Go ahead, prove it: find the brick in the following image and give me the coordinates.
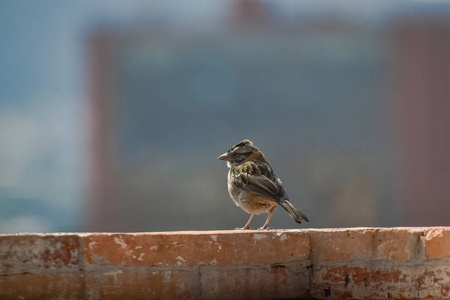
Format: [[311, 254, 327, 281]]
[[200, 263, 310, 300], [0, 234, 80, 274], [82, 230, 309, 268], [311, 265, 417, 299], [310, 228, 422, 263], [418, 266, 450, 299], [0, 273, 83, 300], [374, 228, 421, 262], [423, 228, 450, 259], [310, 228, 375, 262], [85, 269, 195, 300]]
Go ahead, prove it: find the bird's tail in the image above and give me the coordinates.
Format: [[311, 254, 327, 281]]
[[278, 199, 309, 224]]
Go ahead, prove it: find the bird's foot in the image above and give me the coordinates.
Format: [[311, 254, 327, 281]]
[[257, 226, 272, 230], [234, 226, 250, 230]]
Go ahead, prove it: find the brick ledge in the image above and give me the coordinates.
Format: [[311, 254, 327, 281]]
[[1, 227, 449, 299]]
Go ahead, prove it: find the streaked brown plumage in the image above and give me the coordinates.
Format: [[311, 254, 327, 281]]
[[218, 139, 309, 229]]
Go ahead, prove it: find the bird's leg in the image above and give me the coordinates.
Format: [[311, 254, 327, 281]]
[[259, 206, 276, 230], [238, 213, 254, 230]]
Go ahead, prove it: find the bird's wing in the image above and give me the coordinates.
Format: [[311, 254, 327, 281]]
[[238, 172, 284, 202]]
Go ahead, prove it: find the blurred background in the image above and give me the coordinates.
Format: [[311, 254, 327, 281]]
[[1, 0, 450, 233]]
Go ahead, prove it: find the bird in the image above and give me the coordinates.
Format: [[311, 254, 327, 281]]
[[218, 139, 309, 229]]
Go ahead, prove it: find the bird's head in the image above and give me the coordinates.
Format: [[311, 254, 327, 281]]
[[218, 139, 262, 167]]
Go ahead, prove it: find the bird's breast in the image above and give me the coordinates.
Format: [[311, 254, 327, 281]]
[[227, 170, 242, 207]]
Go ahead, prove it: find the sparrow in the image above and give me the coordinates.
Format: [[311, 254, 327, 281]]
[[218, 139, 309, 229]]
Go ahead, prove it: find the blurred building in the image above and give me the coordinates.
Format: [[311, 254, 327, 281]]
[[84, 0, 450, 231], [391, 18, 450, 226]]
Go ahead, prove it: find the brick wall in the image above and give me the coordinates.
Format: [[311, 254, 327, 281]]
[[0, 228, 449, 299]]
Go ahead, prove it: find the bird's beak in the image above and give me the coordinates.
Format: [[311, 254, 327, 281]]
[[218, 153, 229, 161]]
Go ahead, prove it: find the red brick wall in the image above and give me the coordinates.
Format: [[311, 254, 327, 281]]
[[1, 228, 449, 299]]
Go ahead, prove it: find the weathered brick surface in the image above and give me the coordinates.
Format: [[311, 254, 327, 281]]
[[418, 266, 450, 299], [0, 234, 82, 300], [309, 228, 424, 299], [85, 269, 195, 299], [374, 228, 422, 262], [0, 273, 84, 300], [423, 227, 450, 259], [310, 228, 375, 262], [311, 265, 418, 299], [82, 230, 310, 268], [200, 261, 310, 300], [1, 228, 450, 299], [0, 234, 80, 273], [310, 228, 422, 263]]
